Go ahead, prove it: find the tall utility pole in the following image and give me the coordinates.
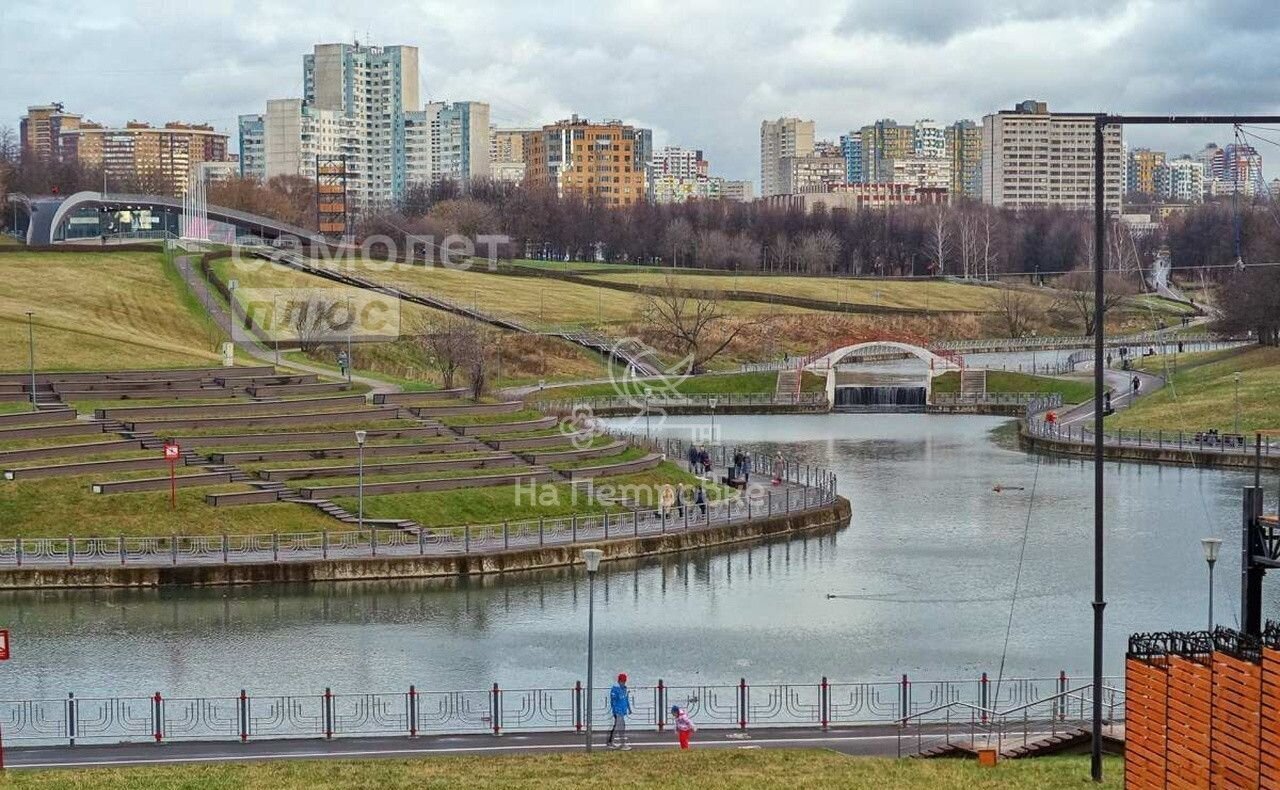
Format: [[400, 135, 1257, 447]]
[[25, 312, 35, 412], [1087, 111, 1280, 785]]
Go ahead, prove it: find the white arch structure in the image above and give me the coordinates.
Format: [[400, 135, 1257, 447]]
[[803, 341, 962, 405]]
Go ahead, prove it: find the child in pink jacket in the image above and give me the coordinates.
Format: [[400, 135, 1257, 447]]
[[671, 705, 695, 749]]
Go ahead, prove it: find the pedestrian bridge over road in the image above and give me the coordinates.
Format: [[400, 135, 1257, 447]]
[[803, 341, 963, 411]]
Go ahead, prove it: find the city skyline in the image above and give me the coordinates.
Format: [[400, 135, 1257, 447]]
[[4, 0, 1280, 186]]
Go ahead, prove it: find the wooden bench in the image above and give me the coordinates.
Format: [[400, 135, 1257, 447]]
[[0, 409, 77, 428], [122, 407, 397, 432], [97, 394, 368, 420], [295, 468, 552, 499], [205, 489, 283, 507], [210, 439, 480, 464], [372, 388, 467, 405], [490, 432, 594, 450], [0, 422, 106, 441], [0, 439, 144, 464], [409, 401, 525, 417], [5, 456, 179, 481], [182, 426, 442, 448], [91, 471, 232, 494], [459, 416, 558, 436], [258, 453, 518, 481]]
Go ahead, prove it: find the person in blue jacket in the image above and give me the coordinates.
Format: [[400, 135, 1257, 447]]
[[607, 672, 632, 749]]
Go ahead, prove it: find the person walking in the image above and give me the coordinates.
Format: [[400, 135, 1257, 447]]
[[608, 673, 632, 749], [1132, 375, 1141, 396], [742, 451, 751, 483], [772, 452, 785, 486], [695, 484, 707, 517], [675, 486, 685, 518], [699, 447, 711, 476], [671, 705, 696, 750], [686, 444, 699, 474]]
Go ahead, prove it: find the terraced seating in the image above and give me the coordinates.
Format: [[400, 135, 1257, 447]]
[[213, 373, 319, 388], [0, 439, 145, 464], [0, 409, 76, 428], [209, 438, 481, 464], [246, 382, 352, 398], [61, 387, 240, 401], [489, 431, 592, 450], [95, 394, 369, 421], [408, 401, 525, 418], [91, 471, 232, 494], [372, 389, 467, 405], [564, 452, 663, 480], [525, 440, 627, 465], [457, 416, 558, 437], [180, 425, 443, 448], [4, 455, 182, 481], [0, 422, 107, 441], [0, 365, 277, 385], [121, 407, 398, 432], [294, 467, 554, 499], [205, 489, 283, 507], [257, 452, 519, 481]]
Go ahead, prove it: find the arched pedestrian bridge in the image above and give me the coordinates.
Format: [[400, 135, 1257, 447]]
[[804, 341, 962, 411]]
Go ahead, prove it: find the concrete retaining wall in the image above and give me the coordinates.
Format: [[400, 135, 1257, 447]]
[[205, 489, 282, 507], [67, 388, 237, 402], [0, 366, 276, 385], [99, 394, 367, 420], [410, 401, 524, 417], [0, 497, 851, 588], [0, 440, 143, 464], [259, 453, 518, 481], [0, 423, 106, 441], [566, 453, 662, 480], [211, 439, 478, 464], [1019, 427, 1280, 471], [185, 426, 442, 448], [459, 416, 557, 436], [247, 383, 351, 398], [491, 432, 590, 450], [91, 471, 231, 494], [124, 407, 396, 432], [0, 410, 76, 427], [373, 389, 467, 404], [5, 456, 178, 480], [295, 468, 552, 499], [528, 441, 626, 464]]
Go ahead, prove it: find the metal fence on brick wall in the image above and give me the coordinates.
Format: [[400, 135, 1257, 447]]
[[0, 672, 1123, 747], [1025, 417, 1280, 457], [538, 392, 828, 413]]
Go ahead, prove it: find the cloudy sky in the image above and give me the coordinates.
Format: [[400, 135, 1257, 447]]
[[4, 0, 1279, 183]]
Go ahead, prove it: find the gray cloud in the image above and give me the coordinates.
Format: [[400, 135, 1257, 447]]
[[2, 0, 1279, 184]]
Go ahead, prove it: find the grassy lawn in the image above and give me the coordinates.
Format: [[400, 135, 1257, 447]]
[[438, 408, 547, 426], [550, 445, 644, 471], [529, 371, 826, 402], [0, 751, 1123, 789], [0, 251, 222, 371], [0, 476, 338, 538], [933, 371, 1095, 404], [1108, 344, 1280, 433]]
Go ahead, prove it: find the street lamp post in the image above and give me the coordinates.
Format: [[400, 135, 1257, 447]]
[[1201, 537, 1221, 631], [643, 387, 653, 439], [708, 397, 718, 446], [272, 294, 280, 365], [582, 548, 604, 753], [1234, 372, 1242, 434], [25, 312, 35, 412], [346, 297, 354, 383], [355, 430, 367, 530]]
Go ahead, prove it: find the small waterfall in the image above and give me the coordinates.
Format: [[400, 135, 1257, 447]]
[[834, 386, 927, 412]]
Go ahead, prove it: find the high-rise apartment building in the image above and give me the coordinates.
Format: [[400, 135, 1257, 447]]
[[839, 132, 862, 185], [778, 153, 847, 194], [20, 103, 83, 164], [490, 128, 532, 183], [980, 100, 1123, 212], [913, 120, 946, 159], [715, 179, 755, 202], [237, 114, 265, 180], [649, 146, 711, 204], [403, 101, 491, 185], [860, 119, 915, 183], [759, 118, 815, 197], [304, 42, 420, 208], [887, 156, 952, 193], [260, 98, 355, 182], [945, 120, 982, 200], [1221, 142, 1266, 197], [59, 121, 229, 195], [525, 116, 648, 205], [1157, 157, 1205, 203], [1126, 148, 1166, 197]]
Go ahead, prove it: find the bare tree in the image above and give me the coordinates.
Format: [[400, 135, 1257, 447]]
[[980, 207, 1000, 281], [797, 229, 841, 274], [1059, 268, 1138, 336], [663, 218, 695, 268], [282, 294, 343, 354], [640, 276, 761, 373], [769, 232, 794, 273], [996, 287, 1036, 338], [957, 209, 979, 279], [925, 207, 951, 275], [408, 313, 482, 390]]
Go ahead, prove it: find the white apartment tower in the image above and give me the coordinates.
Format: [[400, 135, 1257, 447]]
[[980, 100, 1123, 212], [760, 118, 815, 197]]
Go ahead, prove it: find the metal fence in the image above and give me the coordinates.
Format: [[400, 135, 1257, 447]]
[[0, 447, 837, 570], [1025, 418, 1279, 457], [0, 672, 1122, 747], [537, 392, 828, 413], [932, 392, 1064, 408]]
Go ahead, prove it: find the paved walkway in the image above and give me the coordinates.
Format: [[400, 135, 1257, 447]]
[[1055, 364, 1164, 427], [173, 254, 399, 397], [3, 723, 1078, 769]]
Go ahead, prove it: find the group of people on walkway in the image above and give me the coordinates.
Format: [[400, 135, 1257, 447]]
[[608, 673, 696, 751], [686, 444, 712, 475]]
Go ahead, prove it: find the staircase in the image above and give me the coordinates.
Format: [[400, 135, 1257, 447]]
[[775, 368, 802, 400], [959, 369, 987, 398]]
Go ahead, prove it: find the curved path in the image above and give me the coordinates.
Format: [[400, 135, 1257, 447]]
[[1055, 365, 1165, 427], [173, 254, 400, 397]]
